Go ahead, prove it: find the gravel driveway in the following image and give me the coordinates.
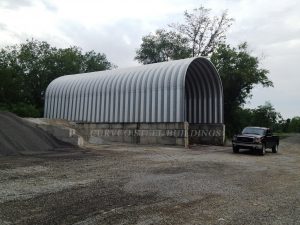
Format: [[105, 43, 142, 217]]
[[0, 134, 299, 225]]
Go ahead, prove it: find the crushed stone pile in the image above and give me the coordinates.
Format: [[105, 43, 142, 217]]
[[0, 112, 72, 156]]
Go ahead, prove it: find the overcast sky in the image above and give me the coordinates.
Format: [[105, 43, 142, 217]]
[[0, 0, 299, 118]]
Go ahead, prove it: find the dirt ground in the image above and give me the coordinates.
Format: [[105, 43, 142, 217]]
[[0, 134, 299, 225]]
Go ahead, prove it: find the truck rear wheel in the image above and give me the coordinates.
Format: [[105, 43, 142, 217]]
[[272, 144, 278, 153]]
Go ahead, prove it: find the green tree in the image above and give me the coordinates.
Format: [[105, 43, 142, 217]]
[[250, 101, 282, 129], [210, 43, 273, 135], [228, 103, 284, 134], [283, 118, 291, 132], [135, 29, 191, 64], [0, 39, 114, 116], [288, 117, 300, 132], [170, 7, 234, 56], [0, 68, 23, 105], [135, 6, 234, 64], [230, 107, 253, 133]]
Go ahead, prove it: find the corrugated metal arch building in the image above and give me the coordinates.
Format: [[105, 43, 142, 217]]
[[44, 57, 223, 124]]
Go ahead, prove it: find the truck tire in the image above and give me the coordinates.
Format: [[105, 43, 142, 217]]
[[272, 144, 278, 153], [260, 144, 266, 156], [233, 146, 239, 153]]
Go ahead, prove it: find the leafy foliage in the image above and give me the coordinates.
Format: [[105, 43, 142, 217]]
[[135, 6, 234, 64], [210, 43, 272, 135], [232, 102, 282, 134], [170, 7, 234, 56], [0, 39, 114, 117], [135, 29, 191, 64], [250, 102, 282, 129], [273, 116, 300, 133], [287, 117, 300, 132], [232, 102, 300, 134]]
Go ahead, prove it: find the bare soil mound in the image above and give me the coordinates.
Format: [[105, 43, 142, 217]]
[[0, 112, 72, 156]]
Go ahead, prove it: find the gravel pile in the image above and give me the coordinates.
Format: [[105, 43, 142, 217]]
[[0, 112, 71, 156]]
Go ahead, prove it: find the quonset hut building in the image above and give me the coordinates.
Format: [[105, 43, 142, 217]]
[[44, 57, 225, 146]]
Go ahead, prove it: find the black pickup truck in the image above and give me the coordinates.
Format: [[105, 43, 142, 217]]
[[232, 127, 279, 155]]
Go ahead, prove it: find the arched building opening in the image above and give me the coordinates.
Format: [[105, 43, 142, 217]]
[[185, 58, 223, 124]]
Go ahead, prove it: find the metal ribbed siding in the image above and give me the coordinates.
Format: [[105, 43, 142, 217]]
[[185, 59, 223, 123], [44, 57, 223, 123]]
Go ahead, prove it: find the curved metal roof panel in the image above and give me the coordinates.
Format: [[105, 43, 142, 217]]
[[44, 57, 223, 123]]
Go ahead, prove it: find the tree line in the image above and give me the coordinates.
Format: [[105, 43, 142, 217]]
[[0, 6, 299, 135], [0, 40, 114, 117], [232, 102, 300, 134]]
